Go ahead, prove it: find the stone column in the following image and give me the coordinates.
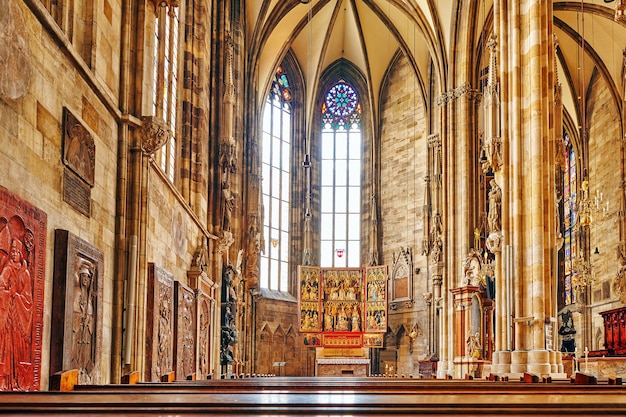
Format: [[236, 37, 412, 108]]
[[498, 0, 561, 376], [435, 94, 451, 378]]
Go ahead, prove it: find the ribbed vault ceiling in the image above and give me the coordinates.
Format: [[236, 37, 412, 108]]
[[247, 0, 626, 135]]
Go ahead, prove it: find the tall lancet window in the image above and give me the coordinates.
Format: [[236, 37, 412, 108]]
[[260, 67, 292, 291], [152, 2, 180, 183], [562, 133, 578, 305], [320, 80, 362, 268]]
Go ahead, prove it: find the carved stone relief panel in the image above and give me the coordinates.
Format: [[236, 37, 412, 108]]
[[62, 108, 95, 217], [174, 281, 196, 380], [0, 0, 32, 100], [0, 186, 47, 391], [196, 292, 212, 379], [146, 263, 174, 382], [51, 230, 104, 385], [62, 108, 95, 187], [187, 249, 216, 380]]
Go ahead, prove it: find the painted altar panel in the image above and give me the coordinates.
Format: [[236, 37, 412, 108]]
[[321, 268, 363, 333], [299, 266, 321, 333], [365, 265, 388, 334], [298, 266, 387, 348], [0, 186, 47, 391]]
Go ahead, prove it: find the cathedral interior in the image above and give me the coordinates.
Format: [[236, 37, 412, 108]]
[[2, 0, 626, 393]]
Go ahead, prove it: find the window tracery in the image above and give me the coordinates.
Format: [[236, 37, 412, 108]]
[[320, 80, 362, 268], [260, 67, 292, 291]]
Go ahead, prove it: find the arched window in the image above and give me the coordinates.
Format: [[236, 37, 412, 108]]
[[260, 67, 292, 291], [153, 3, 180, 183], [320, 80, 362, 267], [562, 133, 578, 305]]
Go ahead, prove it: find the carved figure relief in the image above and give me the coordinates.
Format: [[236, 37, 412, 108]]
[[51, 230, 103, 386], [0, 0, 32, 100], [0, 227, 33, 391], [245, 213, 261, 289], [197, 296, 211, 378], [172, 211, 187, 253], [72, 259, 96, 383], [0, 188, 46, 392], [63, 108, 95, 187], [466, 332, 482, 358], [462, 250, 483, 288], [487, 179, 502, 234], [174, 282, 196, 380], [146, 263, 174, 382], [157, 287, 172, 376]]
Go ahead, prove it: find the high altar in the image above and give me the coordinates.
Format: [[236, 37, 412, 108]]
[[299, 266, 388, 376]]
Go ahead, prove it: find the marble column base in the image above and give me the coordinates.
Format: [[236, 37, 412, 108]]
[[490, 349, 566, 379]]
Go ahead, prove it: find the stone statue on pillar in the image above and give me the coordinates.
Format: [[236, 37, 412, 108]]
[[220, 263, 238, 366], [486, 180, 503, 253], [613, 246, 626, 303]]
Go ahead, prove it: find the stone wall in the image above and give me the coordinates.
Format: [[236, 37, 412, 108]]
[[0, 1, 122, 387], [586, 71, 623, 351], [254, 290, 313, 376], [378, 53, 431, 375]]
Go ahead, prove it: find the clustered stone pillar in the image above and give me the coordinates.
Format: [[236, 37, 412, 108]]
[[492, 0, 563, 377]]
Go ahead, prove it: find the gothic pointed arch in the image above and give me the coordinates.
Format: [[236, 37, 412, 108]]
[[256, 49, 306, 294], [311, 59, 374, 267]]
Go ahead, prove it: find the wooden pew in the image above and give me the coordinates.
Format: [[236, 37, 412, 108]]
[[6, 377, 626, 416], [121, 370, 140, 384], [73, 375, 622, 394], [572, 372, 597, 385], [160, 371, 175, 382], [49, 369, 78, 391]]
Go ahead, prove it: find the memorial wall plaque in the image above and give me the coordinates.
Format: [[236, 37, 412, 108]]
[[174, 281, 196, 380], [196, 290, 212, 380], [63, 168, 91, 217], [62, 108, 95, 217], [62, 108, 95, 187], [146, 263, 174, 382], [51, 230, 104, 385], [0, 186, 47, 391]]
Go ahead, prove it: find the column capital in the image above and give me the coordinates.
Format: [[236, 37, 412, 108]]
[[140, 116, 171, 155]]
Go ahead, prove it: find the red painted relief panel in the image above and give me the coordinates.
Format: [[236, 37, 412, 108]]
[[0, 186, 47, 391]]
